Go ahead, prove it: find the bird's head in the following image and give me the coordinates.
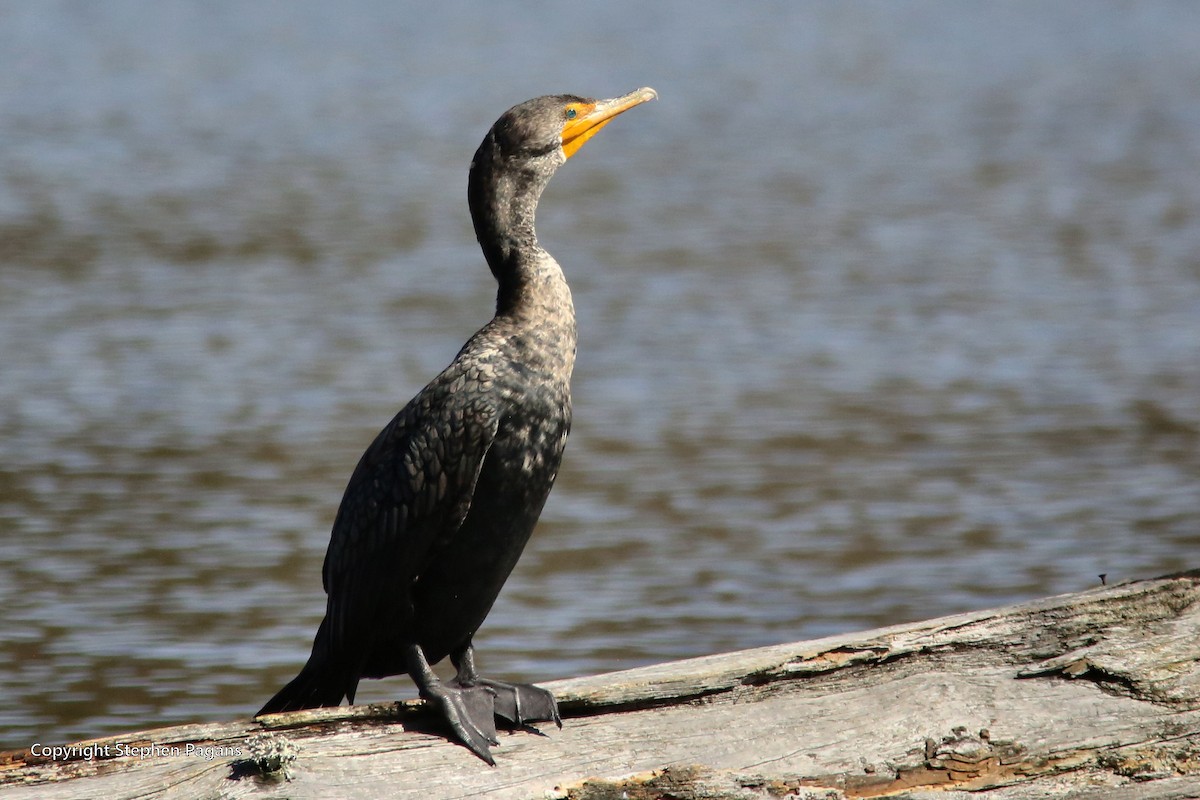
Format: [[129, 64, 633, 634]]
[[468, 87, 656, 273], [485, 87, 658, 166]]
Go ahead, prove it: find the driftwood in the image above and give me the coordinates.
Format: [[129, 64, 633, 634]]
[[3, 571, 1199, 799]]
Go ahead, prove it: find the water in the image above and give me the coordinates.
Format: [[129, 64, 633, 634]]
[[2, 1, 1198, 750]]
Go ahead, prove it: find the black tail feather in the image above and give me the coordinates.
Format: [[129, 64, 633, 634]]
[[257, 657, 348, 716]]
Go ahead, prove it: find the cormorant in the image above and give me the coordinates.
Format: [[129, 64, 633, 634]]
[[257, 88, 657, 764]]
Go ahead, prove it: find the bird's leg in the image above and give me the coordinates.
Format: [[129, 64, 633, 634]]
[[405, 643, 499, 765], [450, 641, 562, 729]]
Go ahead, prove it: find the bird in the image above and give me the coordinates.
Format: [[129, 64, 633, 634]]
[[257, 88, 657, 764]]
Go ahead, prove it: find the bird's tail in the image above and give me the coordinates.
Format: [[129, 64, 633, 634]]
[[257, 620, 351, 716]]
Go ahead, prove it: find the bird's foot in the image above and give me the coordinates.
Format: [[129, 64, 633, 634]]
[[470, 679, 562, 729], [420, 683, 500, 765]]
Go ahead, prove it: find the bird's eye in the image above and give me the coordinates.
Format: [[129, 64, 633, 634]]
[[565, 108, 577, 120]]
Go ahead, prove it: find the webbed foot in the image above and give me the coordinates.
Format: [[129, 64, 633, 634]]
[[421, 682, 500, 765], [474, 679, 562, 729]]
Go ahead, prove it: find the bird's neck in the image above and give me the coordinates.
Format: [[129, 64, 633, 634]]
[[468, 148, 573, 323], [472, 184, 540, 280], [495, 248, 575, 330], [469, 164, 577, 382]]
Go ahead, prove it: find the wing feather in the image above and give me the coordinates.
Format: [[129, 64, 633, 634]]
[[316, 377, 501, 681]]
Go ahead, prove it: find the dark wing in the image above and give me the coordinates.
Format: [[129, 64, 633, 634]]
[[317, 372, 501, 685]]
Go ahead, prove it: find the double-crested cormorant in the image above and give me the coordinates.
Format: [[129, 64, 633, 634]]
[[257, 88, 656, 764]]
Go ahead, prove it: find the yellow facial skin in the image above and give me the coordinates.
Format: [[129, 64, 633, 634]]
[[560, 87, 657, 159]]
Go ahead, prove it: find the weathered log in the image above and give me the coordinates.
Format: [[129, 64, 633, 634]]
[[3, 571, 1199, 799]]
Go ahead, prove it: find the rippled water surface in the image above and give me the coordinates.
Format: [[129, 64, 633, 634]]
[[2, 1, 1199, 749]]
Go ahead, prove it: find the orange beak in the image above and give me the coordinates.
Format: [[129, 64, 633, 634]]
[[561, 87, 657, 160]]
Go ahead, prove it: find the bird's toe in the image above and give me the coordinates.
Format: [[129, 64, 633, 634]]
[[424, 683, 500, 763], [477, 679, 561, 728]]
